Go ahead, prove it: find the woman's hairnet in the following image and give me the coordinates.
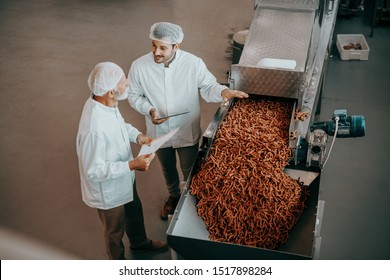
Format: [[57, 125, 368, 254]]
[[87, 62, 124, 96], [149, 22, 184, 44]]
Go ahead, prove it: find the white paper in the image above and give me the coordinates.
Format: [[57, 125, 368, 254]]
[[138, 128, 179, 156]]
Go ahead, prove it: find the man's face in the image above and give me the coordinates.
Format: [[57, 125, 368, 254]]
[[152, 40, 178, 64], [110, 75, 130, 105], [115, 75, 130, 95]]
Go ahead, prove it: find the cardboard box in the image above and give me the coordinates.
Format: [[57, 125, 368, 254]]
[[337, 34, 370, 60]]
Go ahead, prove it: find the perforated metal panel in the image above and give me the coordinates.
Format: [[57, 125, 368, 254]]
[[231, 65, 303, 98], [231, 2, 317, 98], [239, 8, 315, 72]]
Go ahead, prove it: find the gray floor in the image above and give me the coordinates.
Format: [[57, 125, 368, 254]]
[[0, 1, 389, 260]]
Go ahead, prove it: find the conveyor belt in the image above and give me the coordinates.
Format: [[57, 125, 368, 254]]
[[167, 0, 339, 260]]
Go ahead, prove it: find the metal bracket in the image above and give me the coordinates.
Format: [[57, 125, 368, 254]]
[[312, 199, 325, 259], [326, 0, 335, 14], [314, 200, 325, 237], [312, 236, 322, 259]]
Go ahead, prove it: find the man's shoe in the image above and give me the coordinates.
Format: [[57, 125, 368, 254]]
[[130, 240, 169, 253], [160, 196, 180, 220]]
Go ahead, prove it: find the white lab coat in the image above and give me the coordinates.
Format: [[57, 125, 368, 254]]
[[128, 49, 227, 148], [76, 97, 141, 209]]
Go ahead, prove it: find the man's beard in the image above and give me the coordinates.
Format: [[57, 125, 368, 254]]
[[154, 51, 174, 64]]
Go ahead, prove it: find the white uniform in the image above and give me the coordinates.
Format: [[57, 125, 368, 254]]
[[127, 49, 227, 148], [76, 97, 141, 209]]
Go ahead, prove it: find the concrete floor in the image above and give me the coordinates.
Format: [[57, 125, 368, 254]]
[[0, 1, 389, 260]]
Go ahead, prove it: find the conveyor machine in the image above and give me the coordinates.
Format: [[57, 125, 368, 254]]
[[167, 0, 365, 259]]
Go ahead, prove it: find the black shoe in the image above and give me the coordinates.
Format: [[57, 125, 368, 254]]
[[130, 240, 169, 253], [160, 196, 180, 220]]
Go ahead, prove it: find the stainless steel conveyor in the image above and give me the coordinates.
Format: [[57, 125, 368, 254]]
[[167, 0, 341, 260]]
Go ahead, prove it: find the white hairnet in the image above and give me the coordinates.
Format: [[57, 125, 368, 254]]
[[87, 62, 124, 96], [149, 22, 184, 44]]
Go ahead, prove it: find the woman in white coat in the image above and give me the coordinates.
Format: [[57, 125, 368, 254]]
[[127, 22, 248, 220]]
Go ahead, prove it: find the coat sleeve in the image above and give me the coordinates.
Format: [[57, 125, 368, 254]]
[[196, 58, 227, 103], [127, 62, 155, 115], [126, 123, 141, 143], [78, 132, 132, 183]]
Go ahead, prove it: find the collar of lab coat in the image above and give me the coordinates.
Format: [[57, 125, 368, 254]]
[[90, 96, 118, 113]]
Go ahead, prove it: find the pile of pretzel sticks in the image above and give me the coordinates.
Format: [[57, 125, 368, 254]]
[[190, 96, 309, 250]]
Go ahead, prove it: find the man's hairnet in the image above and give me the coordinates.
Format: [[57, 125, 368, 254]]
[[149, 22, 184, 44], [87, 62, 124, 96]]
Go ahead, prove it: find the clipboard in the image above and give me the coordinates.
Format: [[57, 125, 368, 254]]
[[155, 111, 189, 121]]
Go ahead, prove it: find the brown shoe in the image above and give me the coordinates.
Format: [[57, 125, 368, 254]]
[[160, 196, 180, 220], [130, 240, 168, 253]]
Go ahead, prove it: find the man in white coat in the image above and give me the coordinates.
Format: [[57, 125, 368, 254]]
[[77, 62, 168, 259], [127, 22, 248, 220]]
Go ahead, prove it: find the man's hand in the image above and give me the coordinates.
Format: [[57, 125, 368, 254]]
[[129, 153, 156, 171], [221, 89, 249, 101], [136, 134, 152, 146], [150, 108, 168, 125]]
